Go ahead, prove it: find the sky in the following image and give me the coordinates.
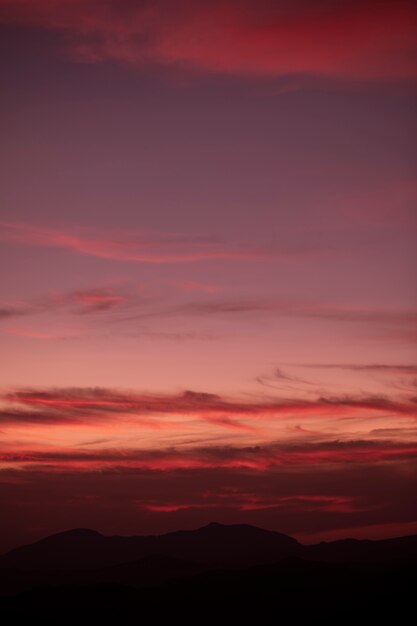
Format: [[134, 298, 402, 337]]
[[0, 0, 416, 552]]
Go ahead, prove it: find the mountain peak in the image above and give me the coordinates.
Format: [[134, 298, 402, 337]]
[[43, 528, 103, 542], [1, 524, 416, 573], [197, 521, 298, 540]]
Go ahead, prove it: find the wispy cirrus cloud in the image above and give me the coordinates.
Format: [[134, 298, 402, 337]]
[[0, 306, 31, 320], [0, 286, 130, 322], [62, 289, 128, 314], [302, 364, 417, 375], [0, 407, 86, 426], [3, 281, 416, 344], [130, 298, 417, 338], [44, 288, 130, 315], [167, 280, 222, 294], [4, 327, 85, 341], [256, 367, 317, 394], [0, 0, 415, 79], [299, 363, 417, 393], [2, 439, 417, 471], [2, 386, 416, 428], [142, 493, 360, 514], [0, 222, 303, 264]]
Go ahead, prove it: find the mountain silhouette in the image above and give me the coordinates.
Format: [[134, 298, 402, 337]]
[[1, 523, 416, 620], [1, 522, 416, 571], [304, 534, 417, 562], [0, 522, 300, 570]]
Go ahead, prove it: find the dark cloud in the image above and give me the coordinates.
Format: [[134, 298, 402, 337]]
[[0, 305, 33, 319], [2, 439, 417, 468], [0, 287, 130, 324], [256, 367, 316, 392], [298, 364, 417, 392], [317, 394, 417, 415], [302, 364, 417, 374], [159, 299, 417, 330], [2, 386, 416, 426], [0, 408, 81, 425]]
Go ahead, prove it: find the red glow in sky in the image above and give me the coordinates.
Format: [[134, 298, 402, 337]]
[[0, 0, 416, 552]]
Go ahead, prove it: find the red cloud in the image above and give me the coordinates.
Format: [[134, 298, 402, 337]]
[[169, 280, 222, 294], [142, 494, 359, 514], [0, 0, 415, 79], [2, 439, 417, 471], [62, 289, 128, 313], [1, 457, 416, 551], [0, 286, 130, 324], [3, 386, 417, 425]]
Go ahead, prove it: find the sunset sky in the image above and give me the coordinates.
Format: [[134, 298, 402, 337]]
[[0, 0, 416, 552]]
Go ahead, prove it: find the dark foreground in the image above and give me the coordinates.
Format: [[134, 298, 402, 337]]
[[1, 523, 415, 621]]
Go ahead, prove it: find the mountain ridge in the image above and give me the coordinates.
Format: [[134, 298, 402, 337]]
[[1, 523, 416, 619], [1, 522, 416, 572]]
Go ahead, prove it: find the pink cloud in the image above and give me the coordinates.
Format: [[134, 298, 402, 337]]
[[168, 280, 222, 294], [148, 298, 417, 332], [0, 222, 300, 263], [2, 386, 416, 481], [4, 326, 83, 340], [0, 286, 130, 322], [4, 386, 416, 424], [0, 0, 415, 79], [303, 364, 417, 375], [2, 439, 417, 471], [63, 289, 128, 313]]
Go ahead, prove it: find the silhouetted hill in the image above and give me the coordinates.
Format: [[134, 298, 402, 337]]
[[2, 522, 416, 572], [0, 554, 208, 596], [0, 522, 300, 570], [0, 527, 150, 570], [1, 522, 416, 620], [304, 534, 417, 562]]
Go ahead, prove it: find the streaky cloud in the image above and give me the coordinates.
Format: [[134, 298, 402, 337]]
[[0, 222, 302, 264], [2, 439, 417, 470], [0, 0, 415, 79], [2, 386, 417, 431], [301, 364, 417, 374]]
